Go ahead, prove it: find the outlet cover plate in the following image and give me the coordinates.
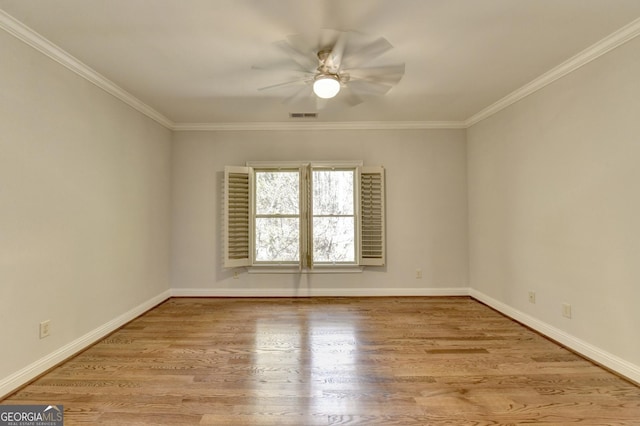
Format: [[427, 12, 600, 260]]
[[562, 303, 572, 319], [39, 320, 51, 338]]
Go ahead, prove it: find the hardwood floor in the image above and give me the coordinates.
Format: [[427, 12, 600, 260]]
[[3, 297, 640, 425]]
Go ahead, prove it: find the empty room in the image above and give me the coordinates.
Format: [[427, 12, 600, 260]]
[[1, 1, 639, 424]]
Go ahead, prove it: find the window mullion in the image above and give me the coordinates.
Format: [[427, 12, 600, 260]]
[[303, 164, 313, 269]]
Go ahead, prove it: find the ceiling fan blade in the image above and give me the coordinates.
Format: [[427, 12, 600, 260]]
[[346, 64, 406, 85], [251, 60, 312, 74], [258, 77, 311, 91], [315, 96, 329, 110], [286, 33, 318, 58], [341, 36, 394, 69], [273, 39, 317, 71], [339, 87, 364, 107], [283, 85, 313, 105], [326, 31, 349, 72], [347, 79, 394, 96], [317, 29, 341, 51]]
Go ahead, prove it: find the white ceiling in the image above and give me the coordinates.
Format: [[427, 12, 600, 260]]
[[1, 0, 640, 127]]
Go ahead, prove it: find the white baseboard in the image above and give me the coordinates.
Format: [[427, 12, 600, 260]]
[[0, 290, 171, 399], [4, 287, 637, 399], [469, 289, 640, 385], [170, 287, 471, 298]]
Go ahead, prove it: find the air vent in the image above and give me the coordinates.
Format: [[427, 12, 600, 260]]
[[289, 112, 318, 119]]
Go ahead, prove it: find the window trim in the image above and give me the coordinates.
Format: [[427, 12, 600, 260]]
[[249, 161, 363, 268], [247, 265, 364, 274], [247, 160, 364, 169]]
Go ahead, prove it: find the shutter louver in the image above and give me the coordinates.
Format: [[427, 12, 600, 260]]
[[359, 166, 385, 266], [224, 166, 251, 267]]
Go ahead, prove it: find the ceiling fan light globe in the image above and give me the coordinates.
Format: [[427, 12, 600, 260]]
[[313, 75, 341, 99]]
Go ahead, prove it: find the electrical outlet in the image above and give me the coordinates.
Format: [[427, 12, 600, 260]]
[[233, 271, 240, 279], [416, 269, 422, 279], [528, 291, 536, 304], [39, 320, 51, 339], [562, 303, 572, 319]]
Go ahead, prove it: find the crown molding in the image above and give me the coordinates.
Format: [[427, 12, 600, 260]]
[[466, 16, 640, 127], [0, 9, 462, 133], [4, 8, 639, 132], [0, 10, 174, 130], [172, 120, 467, 131]]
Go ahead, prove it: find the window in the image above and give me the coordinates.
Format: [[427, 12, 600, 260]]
[[254, 169, 300, 263], [311, 169, 356, 264], [224, 162, 385, 269]]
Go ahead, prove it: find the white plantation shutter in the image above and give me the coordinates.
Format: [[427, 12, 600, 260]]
[[224, 166, 252, 267], [359, 166, 385, 266]]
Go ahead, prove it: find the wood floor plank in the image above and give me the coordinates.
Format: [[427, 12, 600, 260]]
[[2, 297, 639, 425]]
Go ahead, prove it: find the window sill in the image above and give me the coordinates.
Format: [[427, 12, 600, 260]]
[[247, 266, 364, 274]]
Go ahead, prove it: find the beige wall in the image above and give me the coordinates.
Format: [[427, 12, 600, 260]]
[[171, 129, 469, 295], [3, 8, 640, 392], [0, 30, 172, 384], [468, 36, 640, 366]]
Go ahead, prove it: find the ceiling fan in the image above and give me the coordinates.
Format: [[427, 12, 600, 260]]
[[254, 29, 405, 107]]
